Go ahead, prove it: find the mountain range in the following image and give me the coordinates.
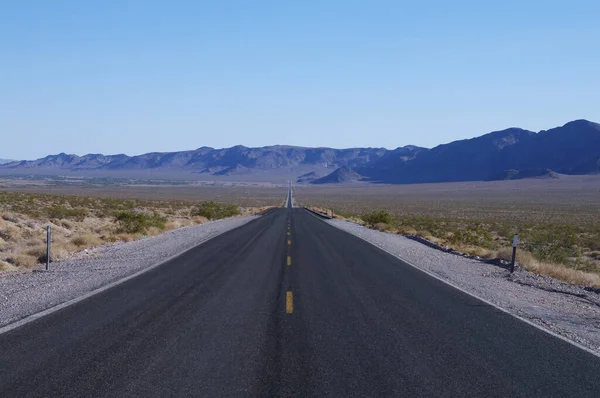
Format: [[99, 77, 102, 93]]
[[2, 120, 599, 184]]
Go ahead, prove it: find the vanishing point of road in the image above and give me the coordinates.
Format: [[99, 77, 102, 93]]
[[1, 189, 599, 397]]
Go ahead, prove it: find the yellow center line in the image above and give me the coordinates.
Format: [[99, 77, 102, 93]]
[[287, 256, 292, 266], [286, 291, 294, 313], [288, 240, 291, 245]]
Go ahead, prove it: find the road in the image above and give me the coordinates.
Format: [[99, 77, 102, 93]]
[[1, 195, 600, 396]]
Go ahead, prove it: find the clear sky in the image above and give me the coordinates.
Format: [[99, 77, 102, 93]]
[[2, 0, 599, 159]]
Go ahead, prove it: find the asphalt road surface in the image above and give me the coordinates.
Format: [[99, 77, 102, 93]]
[[1, 203, 600, 396]]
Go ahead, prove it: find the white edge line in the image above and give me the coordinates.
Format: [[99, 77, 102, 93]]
[[319, 214, 600, 359], [0, 218, 257, 336]]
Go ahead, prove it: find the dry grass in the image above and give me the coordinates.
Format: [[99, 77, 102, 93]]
[[71, 234, 103, 248], [0, 260, 17, 272], [496, 248, 600, 287], [7, 254, 38, 268]]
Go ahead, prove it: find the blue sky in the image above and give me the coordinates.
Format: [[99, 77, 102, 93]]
[[1, 0, 599, 159]]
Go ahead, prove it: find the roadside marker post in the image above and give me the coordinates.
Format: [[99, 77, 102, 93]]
[[510, 234, 518, 273], [46, 226, 51, 271]]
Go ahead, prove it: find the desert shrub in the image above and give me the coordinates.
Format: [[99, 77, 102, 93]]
[[448, 224, 496, 249], [396, 225, 417, 235], [331, 209, 354, 219], [71, 234, 103, 248], [7, 254, 38, 268], [1, 212, 20, 223], [0, 260, 17, 272], [191, 201, 240, 220], [61, 220, 74, 230], [578, 231, 600, 252], [395, 216, 448, 239], [589, 251, 600, 259], [524, 225, 578, 264], [361, 210, 392, 226], [114, 211, 166, 234], [570, 258, 600, 273], [373, 222, 393, 232], [0, 228, 17, 241], [46, 206, 88, 221], [416, 230, 433, 239]]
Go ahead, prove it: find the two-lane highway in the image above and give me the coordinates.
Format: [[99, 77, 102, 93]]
[[1, 202, 600, 396]]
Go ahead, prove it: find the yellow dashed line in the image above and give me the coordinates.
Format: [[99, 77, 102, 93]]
[[287, 256, 292, 266], [288, 240, 291, 245], [286, 291, 294, 313]]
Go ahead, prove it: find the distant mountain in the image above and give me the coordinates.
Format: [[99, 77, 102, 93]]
[[0, 146, 415, 182], [3, 120, 600, 184], [311, 166, 363, 184], [357, 119, 600, 184], [0, 159, 15, 165]]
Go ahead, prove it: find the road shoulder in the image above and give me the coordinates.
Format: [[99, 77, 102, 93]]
[[327, 218, 600, 356], [0, 216, 257, 330]]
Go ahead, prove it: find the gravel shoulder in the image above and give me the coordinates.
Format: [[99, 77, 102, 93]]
[[327, 219, 600, 355], [0, 216, 257, 328]]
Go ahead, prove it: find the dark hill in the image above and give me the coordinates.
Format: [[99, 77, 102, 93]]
[[490, 169, 560, 181], [310, 167, 363, 184], [296, 171, 319, 184]]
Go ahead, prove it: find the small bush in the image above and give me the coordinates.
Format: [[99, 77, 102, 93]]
[[0, 260, 17, 272], [396, 225, 417, 235], [374, 222, 393, 232], [114, 211, 166, 234], [361, 210, 392, 226], [71, 234, 103, 248], [191, 201, 241, 220], [447, 224, 496, 249], [416, 230, 433, 240], [1, 212, 19, 223], [61, 220, 74, 230], [0, 227, 18, 241], [524, 225, 578, 264], [7, 254, 38, 268], [589, 251, 600, 259], [46, 206, 88, 221]]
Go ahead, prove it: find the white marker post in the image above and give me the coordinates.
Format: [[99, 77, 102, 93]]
[[510, 234, 518, 273], [46, 226, 51, 271]]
